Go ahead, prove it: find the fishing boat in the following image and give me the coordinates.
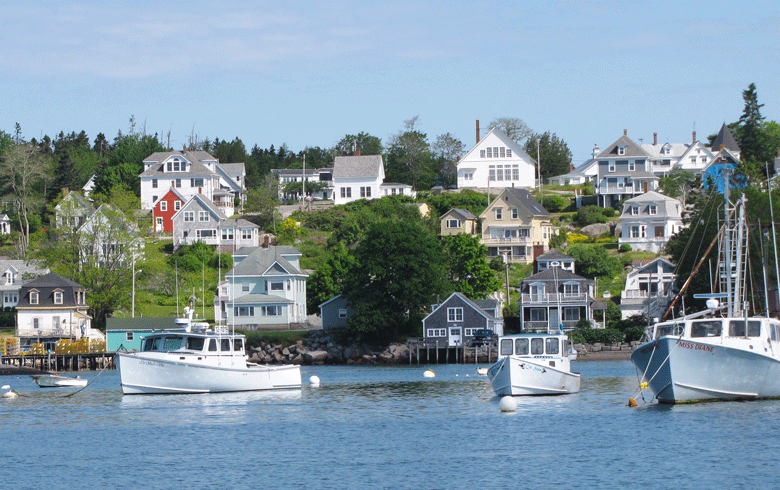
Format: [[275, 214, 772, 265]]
[[487, 332, 580, 396], [631, 184, 780, 403], [114, 309, 301, 395], [31, 374, 88, 388]]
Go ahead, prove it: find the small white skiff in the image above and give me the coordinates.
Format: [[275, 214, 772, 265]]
[[31, 374, 88, 388]]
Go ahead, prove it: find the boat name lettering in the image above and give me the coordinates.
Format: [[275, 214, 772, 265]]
[[679, 341, 713, 352], [140, 360, 164, 367]]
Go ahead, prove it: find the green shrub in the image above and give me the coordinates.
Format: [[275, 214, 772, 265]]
[[619, 243, 631, 252], [575, 206, 609, 226], [541, 195, 568, 212], [570, 327, 623, 345]]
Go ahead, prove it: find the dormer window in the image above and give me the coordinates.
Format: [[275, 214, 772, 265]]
[[649, 205, 657, 215], [54, 290, 63, 305], [630, 206, 639, 215], [617, 146, 626, 156], [30, 290, 39, 305], [166, 159, 185, 172]]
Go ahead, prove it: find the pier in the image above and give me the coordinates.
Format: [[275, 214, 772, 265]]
[[407, 338, 497, 364], [0, 352, 115, 372]]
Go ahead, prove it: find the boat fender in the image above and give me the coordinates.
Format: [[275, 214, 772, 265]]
[[628, 397, 638, 407]]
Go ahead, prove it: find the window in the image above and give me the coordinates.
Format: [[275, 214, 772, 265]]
[[661, 159, 671, 166], [530, 308, 546, 322], [152, 179, 158, 188], [529, 284, 545, 301], [261, 306, 282, 316], [33, 317, 39, 329], [199, 211, 209, 222], [126, 332, 134, 342], [160, 201, 167, 212], [629, 162, 635, 171], [196, 229, 214, 238], [512, 166, 519, 180], [489, 166, 496, 181], [531, 337, 545, 354], [518, 228, 530, 238], [446, 219, 461, 229], [447, 307, 463, 322], [514, 338, 529, 355], [630, 206, 639, 216], [480, 150, 486, 158], [184, 211, 194, 222], [174, 200, 181, 211], [630, 226, 641, 238], [242, 229, 252, 240], [29, 291, 38, 305], [507, 149, 512, 158], [52, 316, 60, 329], [729, 320, 761, 337], [511, 208, 518, 219], [617, 146, 626, 156], [563, 283, 579, 296], [53, 291, 63, 304], [270, 282, 284, 291], [486, 147, 493, 158], [500, 147, 506, 158], [242, 282, 250, 292], [427, 328, 446, 337], [496, 166, 504, 181], [339, 309, 347, 318], [222, 228, 234, 240], [649, 205, 657, 215], [152, 195, 158, 203], [563, 307, 580, 321], [175, 179, 181, 188], [546, 338, 560, 354], [234, 306, 255, 317], [495, 208, 502, 220], [360, 187, 371, 198], [191, 178, 204, 187], [340, 187, 352, 198], [608, 162, 615, 172]]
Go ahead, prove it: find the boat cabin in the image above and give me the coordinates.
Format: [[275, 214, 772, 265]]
[[498, 334, 573, 360], [140, 332, 247, 357], [650, 318, 780, 341]]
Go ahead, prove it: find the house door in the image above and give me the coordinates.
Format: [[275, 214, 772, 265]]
[[655, 226, 664, 237], [155, 217, 163, 232], [449, 327, 461, 347], [549, 309, 559, 332]]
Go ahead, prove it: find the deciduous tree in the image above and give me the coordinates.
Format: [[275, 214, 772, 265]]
[[489, 117, 533, 145]]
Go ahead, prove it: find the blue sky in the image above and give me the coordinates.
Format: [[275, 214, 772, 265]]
[[2, 1, 778, 165]]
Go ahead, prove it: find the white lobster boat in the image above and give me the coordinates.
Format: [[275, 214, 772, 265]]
[[487, 333, 580, 396], [632, 185, 780, 404], [115, 313, 301, 395]]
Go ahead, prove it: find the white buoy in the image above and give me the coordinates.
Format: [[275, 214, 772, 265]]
[[423, 369, 435, 378], [309, 375, 320, 386], [2, 385, 18, 399], [499, 396, 517, 412]]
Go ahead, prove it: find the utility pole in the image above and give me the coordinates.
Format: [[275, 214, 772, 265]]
[[537, 137, 543, 206]]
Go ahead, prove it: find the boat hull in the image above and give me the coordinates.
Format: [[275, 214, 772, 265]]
[[488, 356, 581, 396], [115, 352, 302, 395], [31, 375, 88, 388], [632, 336, 780, 403]]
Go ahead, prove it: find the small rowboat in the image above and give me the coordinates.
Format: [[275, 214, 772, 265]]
[[30, 374, 88, 388]]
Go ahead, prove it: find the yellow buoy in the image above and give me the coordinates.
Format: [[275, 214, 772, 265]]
[[628, 397, 638, 407], [640, 382, 648, 389]]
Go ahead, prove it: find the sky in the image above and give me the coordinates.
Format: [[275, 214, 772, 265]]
[[1, 1, 778, 166]]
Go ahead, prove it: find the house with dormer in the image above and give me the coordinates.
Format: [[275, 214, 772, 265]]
[[54, 191, 93, 232], [595, 131, 659, 208], [139, 150, 245, 217], [548, 145, 601, 186], [0, 260, 49, 309], [457, 126, 537, 190], [15, 272, 104, 352], [620, 257, 677, 320], [214, 239, 308, 329], [479, 188, 553, 263], [440, 208, 479, 236], [171, 194, 227, 249], [519, 260, 596, 332], [618, 191, 684, 253], [422, 292, 503, 347], [535, 250, 575, 273]]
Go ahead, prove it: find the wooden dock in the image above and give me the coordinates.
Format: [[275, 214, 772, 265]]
[[0, 352, 115, 372], [407, 338, 497, 364]]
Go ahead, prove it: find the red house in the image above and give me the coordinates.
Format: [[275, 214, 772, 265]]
[[152, 188, 186, 233]]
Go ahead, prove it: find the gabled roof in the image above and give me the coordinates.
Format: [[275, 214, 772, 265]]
[[711, 123, 741, 153], [140, 151, 220, 179], [219, 218, 259, 229], [154, 187, 187, 207], [332, 155, 384, 179], [597, 134, 650, 159], [172, 194, 227, 221], [536, 250, 574, 262], [522, 266, 590, 283], [422, 292, 498, 323], [228, 245, 306, 277], [485, 188, 550, 217], [630, 256, 675, 275], [440, 208, 477, 220], [457, 127, 537, 167]]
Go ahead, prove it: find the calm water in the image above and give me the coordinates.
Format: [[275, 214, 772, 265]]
[[2, 361, 778, 489]]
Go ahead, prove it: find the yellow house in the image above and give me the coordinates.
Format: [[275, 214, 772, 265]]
[[479, 188, 554, 263], [440, 208, 479, 236]]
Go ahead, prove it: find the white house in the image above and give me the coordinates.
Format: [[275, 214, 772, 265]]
[[0, 214, 11, 235], [332, 155, 385, 205], [0, 260, 49, 309], [214, 239, 308, 329], [15, 272, 104, 352], [620, 257, 677, 320], [274, 167, 334, 202], [618, 191, 684, 253], [456, 127, 537, 190], [547, 145, 601, 186], [139, 150, 245, 217]]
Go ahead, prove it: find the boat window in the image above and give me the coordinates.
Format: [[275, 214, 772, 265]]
[[150, 337, 163, 351], [772, 324, 780, 341], [208, 339, 217, 352], [531, 338, 544, 355], [728, 320, 761, 337], [565, 340, 573, 355], [143, 337, 156, 351], [655, 323, 684, 339], [186, 337, 205, 351], [690, 320, 722, 338], [514, 338, 529, 355], [500, 339, 513, 356], [221, 339, 231, 352], [546, 338, 560, 355], [163, 336, 183, 350], [234, 338, 243, 352]]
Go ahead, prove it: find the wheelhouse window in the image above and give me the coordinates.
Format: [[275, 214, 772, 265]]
[[163, 336, 184, 350], [186, 337, 205, 350], [690, 320, 722, 338], [447, 307, 463, 322], [728, 320, 761, 337], [546, 338, 560, 354], [500, 338, 513, 356], [531, 337, 544, 355], [515, 338, 529, 355]]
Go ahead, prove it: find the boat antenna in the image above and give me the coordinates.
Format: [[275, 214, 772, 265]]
[[767, 163, 780, 315]]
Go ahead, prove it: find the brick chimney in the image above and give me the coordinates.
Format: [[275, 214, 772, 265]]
[[692, 131, 697, 143], [263, 235, 270, 248], [653, 133, 657, 145], [476, 120, 480, 144], [623, 129, 627, 136]]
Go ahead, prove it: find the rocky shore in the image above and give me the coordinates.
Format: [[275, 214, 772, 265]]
[[246, 331, 636, 365]]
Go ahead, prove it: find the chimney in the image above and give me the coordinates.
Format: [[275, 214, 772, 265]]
[[692, 131, 697, 143], [263, 235, 270, 249], [653, 133, 657, 145], [623, 129, 627, 136], [476, 120, 480, 144]]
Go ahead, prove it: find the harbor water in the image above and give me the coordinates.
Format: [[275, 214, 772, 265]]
[[2, 361, 778, 489]]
